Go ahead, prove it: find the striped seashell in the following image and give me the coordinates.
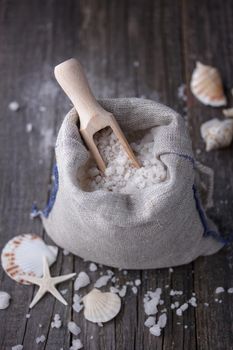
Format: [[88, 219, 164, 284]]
[[1, 234, 58, 285], [200, 118, 233, 151], [83, 288, 121, 323], [190, 62, 227, 107]]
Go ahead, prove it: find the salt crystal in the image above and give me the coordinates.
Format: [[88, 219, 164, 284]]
[[81, 128, 167, 193], [89, 263, 98, 272], [184, 325, 188, 329], [204, 303, 209, 307], [215, 287, 225, 294], [60, 289, 68, 295], [144, 316, 156, 328], [177, 84, 187, 102], [174, 301, 180, 308], [110, 286, 119, 294], [135, 279, 141, 286], [132, 286, 137, 295], [39, 106, 46, 112], [98, 322, 103, 327], [26, 123, 32, 133], [63, 249, 70, 256], [70, 338, 83, 350], [94, 275, 111, 288], [9, 101, 20, 111], [26, 314, 30, 318], [0, 291, 11, 309], [51, 314, 62, 329], [189, 297, 197, 307], [158, 313, 167, 328], [36, 335, 46, 344], [144, 298, 159, 316], [149, 324, 161, 337], [123, 270, 128, 275], [68, 321, 81, 336], [12, 346, 23, 350], [170, 289, 183, 296], [176, 308, 183, 316], [119, 285, 127, 297], [74, 272, 90, 291], [73, 302, 84, 313], [169, 268, 174, 273], [180, 303, 188, 312], [227, 287, 233, 294]]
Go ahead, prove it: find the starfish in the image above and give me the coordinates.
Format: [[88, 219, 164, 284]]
[[24, 256, 76, 308]]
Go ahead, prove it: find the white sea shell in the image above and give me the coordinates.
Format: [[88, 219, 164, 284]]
[[74, 272, 90, 291], [223, 108, 233, 118], [190, 62, 227, 107], [83, 288, 121, 323], [1, 234, 58, 285], [200, 118, 233, 151], [0, 291, 11, 309]]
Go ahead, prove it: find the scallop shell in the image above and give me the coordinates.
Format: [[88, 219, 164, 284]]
[[1, 234, 58, 285], [200, 118, 233, 151], [83, 288, 121, 323], [190, 62, 227, 107], [0, 291, 11, 309]]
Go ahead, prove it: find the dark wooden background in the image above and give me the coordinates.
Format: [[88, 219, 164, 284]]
[[0, 1, 233, 349]]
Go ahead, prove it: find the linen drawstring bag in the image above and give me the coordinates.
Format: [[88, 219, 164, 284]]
[[35, 98, 224, 269]]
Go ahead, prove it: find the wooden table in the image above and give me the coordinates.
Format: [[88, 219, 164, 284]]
[[0, 1, 233, 349]]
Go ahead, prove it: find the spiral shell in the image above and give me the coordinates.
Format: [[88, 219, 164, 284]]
[[1, 234, 58, 284], [83, 288, 121, 323], [191, 62, 227, 107], [200, 118, 233, 151]]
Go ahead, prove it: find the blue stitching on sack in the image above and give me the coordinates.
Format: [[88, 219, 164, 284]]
[[192, 184, 233, 245], [31, 164, 59, 218]]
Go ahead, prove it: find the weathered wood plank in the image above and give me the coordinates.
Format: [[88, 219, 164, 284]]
[[183, 0, 233, 349]]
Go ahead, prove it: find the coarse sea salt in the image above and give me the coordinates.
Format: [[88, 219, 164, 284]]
[[12, 346, 23, 350], [8, 101, 20, 111], [36, 335, 46, 344], [94, 275, 111, 288], [215, 287, 225, 294], [80, 127, 167, 193], [51, 314, 62, 329], [74, 272, 90, 291], [68, 321, 81, 336], [227, 287, 233, 294], [89, 263, 98, 272], [70, 338, 83, 350]]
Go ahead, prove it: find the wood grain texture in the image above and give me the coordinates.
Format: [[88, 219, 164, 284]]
[[0, 0, 232, 349]]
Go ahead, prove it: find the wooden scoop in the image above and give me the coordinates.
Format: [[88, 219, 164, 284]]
[[54, 58, 140, 172]]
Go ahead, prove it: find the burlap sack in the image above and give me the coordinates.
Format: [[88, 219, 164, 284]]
[[40, 98, 223, 269]]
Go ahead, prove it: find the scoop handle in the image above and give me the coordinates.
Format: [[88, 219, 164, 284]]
[[54, 58, 106, 129]]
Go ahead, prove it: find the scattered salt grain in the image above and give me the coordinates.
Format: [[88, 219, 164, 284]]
[[74, 272, 90, 291], [26, 313, 30, 318], [149, 324, 161, 337], [82, 128, 167, 194], [144, 316, 156, 328], [169, 268, 174, 273], [177, 84, 187, 102], [158, 313, 167, 328], [144, 289, 161, 315], [63, 249, 70, 256], [176, 302, 188, 316], [70, 338, 83, 350], [133, 60, 140, 68], [215, 287, 225, 294], [170, 290, 183, 296], [135, 279, 141, 286], [204, 303, 209, 307], [0, 291, 11, 309], [8, 101, 20, 111], [189, 297, 197, 307], [132, 286, 138, 295], [39, 106, 46, 112], [184, 325, 188, 329], [98, 322, 103, 327], [119, 285, 127, 297], [60, 289, 68, 295], [12, 345, 23, 350], [89, 263, 98, 272], [68, 321, 81, 336], [123, 270, 128, 275], [94, 275, 111, 288], [110, 286, 119, 294], [26, 123, 32, 133], [36, 335, 46, 344], [227, 287, 233, 294], [72, 294, 83, 313], [51, 314, 62, 329]]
